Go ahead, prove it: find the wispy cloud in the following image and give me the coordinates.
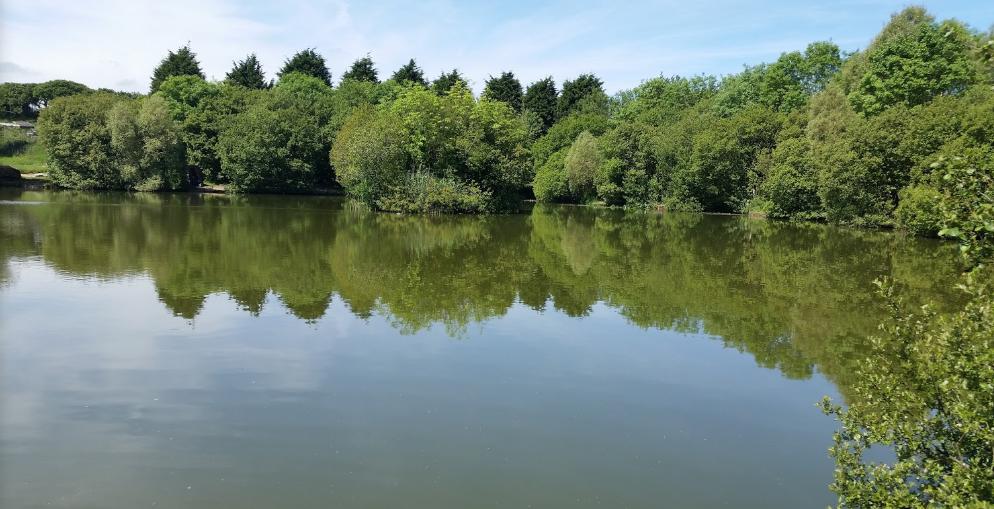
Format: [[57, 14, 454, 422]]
[[0, 0, 989, 93]]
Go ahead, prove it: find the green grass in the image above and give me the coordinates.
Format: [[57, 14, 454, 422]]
[[0, 128, 48, 173]]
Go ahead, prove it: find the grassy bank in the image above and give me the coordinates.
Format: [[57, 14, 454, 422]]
[[0, 128, 48, 173]]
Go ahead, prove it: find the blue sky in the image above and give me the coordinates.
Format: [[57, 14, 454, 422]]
[[1, 0, 991, 94]]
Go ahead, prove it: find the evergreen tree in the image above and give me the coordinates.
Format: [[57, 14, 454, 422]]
[[558, 74, 604, 118], [523, 77, 558, 133], [278, 49, 332, 86], [431, 69, 466, 95], [482, 71, 523, 112], [150, 45, 205, 93], [391, 59, 427, 86], [342, 55, 379, 84], [225, 54, 267, 89]]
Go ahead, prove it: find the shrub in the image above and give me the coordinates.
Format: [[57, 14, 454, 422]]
[[894, 185, 943, 236], [217, 95, 326, 193], [533, 149, 569, 203], [376, 172, 491, 214], [331, 106, 407, 204], [564, 131, 601, 201], [107, 95, 187, 191], [38, 93, 124, 189], [531, 113, 610, 170], [761, 136, 820, 218]]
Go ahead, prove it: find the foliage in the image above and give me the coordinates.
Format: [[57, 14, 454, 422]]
[[563, 131, 601, 201], [33, 80, 92, 108], [596, 121, 661, 206], [37, 93, 124, 188], [894, 185, 943, 236], [150, 45, 205, 93], [391, 59, 428, 86], [331, 84, 529, 212], [523, 77, 558, 134], [225, 54, 268, 89], [431, 69, 466, 95], [558, 74, 605, 118], [847, 8, 978, 115], [38, 93, 186, 190], [278, 48, 332, 86], [107, 95, 187, 190], [483, 72, 523, 112], [614, 75, 718, 124], [156, 76, 256, 182], [531, 112, 610, 172], [342, 55, 379, 84], [375, 172, 492, 214], [532, 148, 569, 202], [821, 149, 994, 508], [0, 83, 37, 118], [760, 135, 820, 219], [331, 106, 406, 204], [0, 80, 91, 119], [216, 90, 327, 193]]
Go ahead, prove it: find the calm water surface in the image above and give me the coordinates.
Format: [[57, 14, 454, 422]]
[[0, 190, 958, 508]]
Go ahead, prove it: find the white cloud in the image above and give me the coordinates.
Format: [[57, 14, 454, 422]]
[[0, 0, 988, 94]]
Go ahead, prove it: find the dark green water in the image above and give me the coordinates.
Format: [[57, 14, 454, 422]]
[[0, 190, 959, 508]]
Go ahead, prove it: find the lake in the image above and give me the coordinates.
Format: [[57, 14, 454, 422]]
[[0, 189, 959, 508]]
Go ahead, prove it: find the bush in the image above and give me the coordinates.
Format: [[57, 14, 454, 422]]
[[376, 172, 491, 213], [894, 185, 943, 236], [564, 131, 601, 201], [38, 93, 124, 189], [331, 106, 407, 204], [533, 149, 569, 202], [107, 95, 187, 191], [595, 158, 626, 205], [217, 94, 326, 193], [531, 113, 610, 170], [761, 136, 820, 218]]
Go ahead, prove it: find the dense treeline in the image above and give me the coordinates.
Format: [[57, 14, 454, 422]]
[[13, 7, 994, 227]]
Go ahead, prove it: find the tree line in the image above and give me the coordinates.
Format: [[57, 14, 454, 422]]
[[6, 7, 994, 231]]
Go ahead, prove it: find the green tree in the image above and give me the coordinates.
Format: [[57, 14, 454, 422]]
[[107, 95, 187, 191], [822, 154, 994, 507], [331, 105, 407, 204], [847, 8, 978, 115], [225, 54, 268, 89], [278, 48, 332, 86], [558, 74, 605, 118], [431, 69, 466, 95], [533, 148, 570, 202], [32, 80, 91, 109], [0, 83, 37, 118], [391, 58, 428, 86], [37, 93, 124, 189], [531, 113, 610, 172], [482, 71, 523, 112], [342, 55, 379, 84], [156, 75, 256, 183], [150, 45, 205, 93], [563, 131, 601, 201], [596, 121, 661, 206], [614, 75, 718, 124], [522, 77, 558, 133], [761, 134, 821, 218], [217, 90, 327, 193]]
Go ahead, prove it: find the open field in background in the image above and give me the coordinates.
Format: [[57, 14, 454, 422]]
[[0, 128, 47, 174]]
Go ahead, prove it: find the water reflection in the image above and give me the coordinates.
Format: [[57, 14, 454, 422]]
[[0, 189, 963, 508], [0, 189, 958, 395]]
